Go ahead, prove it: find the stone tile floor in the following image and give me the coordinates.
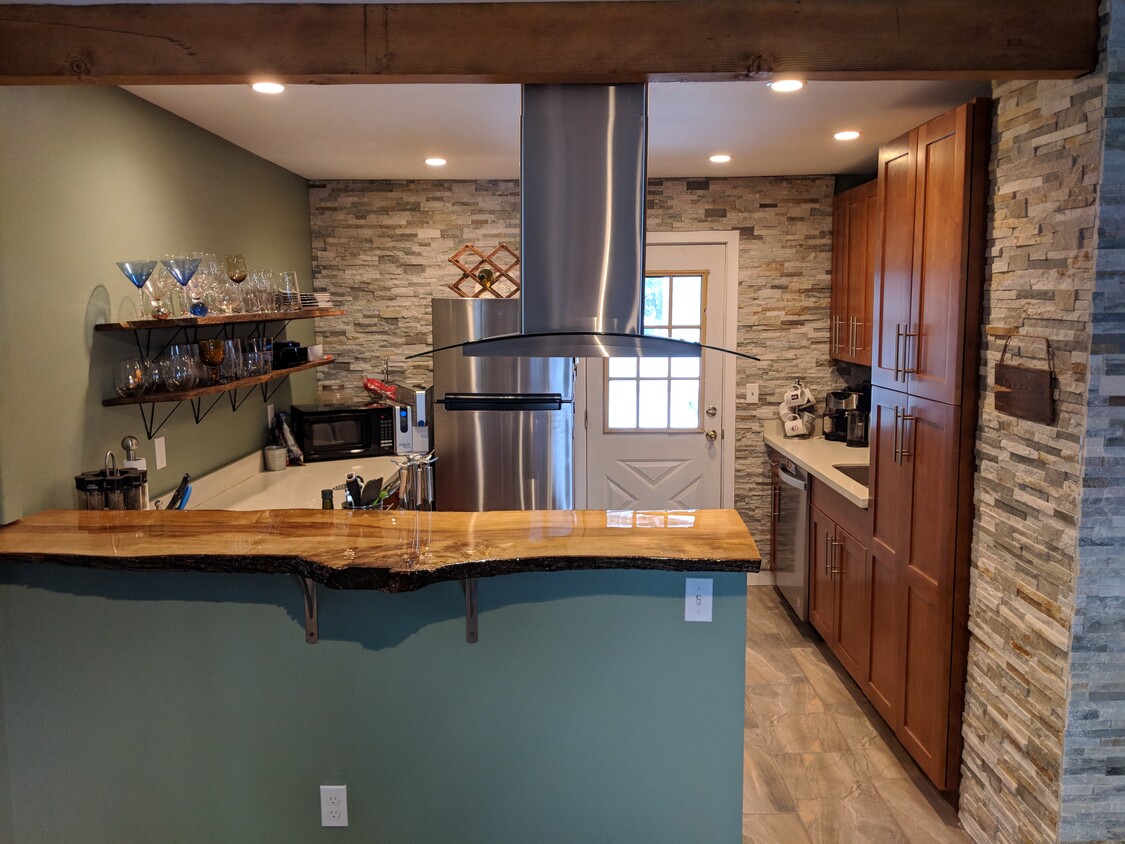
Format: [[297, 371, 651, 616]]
[[743, 585, 971, 843]]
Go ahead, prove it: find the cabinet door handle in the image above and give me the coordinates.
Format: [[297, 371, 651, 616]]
[[831, 536, 842, 576], [895, 324, 904, 382], [825, 531, 833, 577], [893, 405, 902, 464], [899, 412, 916, 461], [832, 316, 840, 352], [902, 325, 920, 375], [855, 319, 864, 354], [851, 317, 858, 356]]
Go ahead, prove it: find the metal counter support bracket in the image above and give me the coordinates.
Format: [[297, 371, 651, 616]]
[[297, 576, 319, 644], [461, 578, 478, 644]]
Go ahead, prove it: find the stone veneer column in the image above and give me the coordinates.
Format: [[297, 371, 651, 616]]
[[959, 74, 1104, 842], [1059, 2, 1125, 839], [308, 177, 836, 552]]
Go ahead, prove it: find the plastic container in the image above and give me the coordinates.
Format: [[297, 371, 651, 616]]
[[264, 445, 287, 471]]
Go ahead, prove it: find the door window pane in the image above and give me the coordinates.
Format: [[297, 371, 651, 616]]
[[672, 276, 702, 325], [605, 270, 707, 432], [669, 380, 700, 428], [607, 380, 638, 428], [644, 276, 670, 326], [638, 381, 669, 428]]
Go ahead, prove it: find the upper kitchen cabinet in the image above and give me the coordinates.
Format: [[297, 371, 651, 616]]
[[871, 99, 990, 405], [830, 180, 877, 365]]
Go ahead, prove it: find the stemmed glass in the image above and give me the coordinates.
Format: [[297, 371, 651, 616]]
[[115, 260, 157, 319], [224, 254, 248, 314], [161, 254, 202, 316], [198, 339, 226, 384]]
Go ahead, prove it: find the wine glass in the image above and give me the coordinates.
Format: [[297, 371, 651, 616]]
[[114, 358, 146, 397], [115, 260, 157, 319], [161, 254, 202, 316], [198, 339, 226, 384]]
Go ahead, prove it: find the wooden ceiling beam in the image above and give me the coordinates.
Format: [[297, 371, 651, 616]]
[[0, 1, 1100, 85]]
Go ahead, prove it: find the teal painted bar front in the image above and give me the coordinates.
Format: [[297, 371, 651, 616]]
[[0, 565, 745, 842]]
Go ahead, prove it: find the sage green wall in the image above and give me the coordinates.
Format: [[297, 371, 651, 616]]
[[0, 86, 315, 523], [0, 565, 746, 842]]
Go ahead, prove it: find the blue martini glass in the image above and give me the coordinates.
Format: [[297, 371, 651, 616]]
[[115, 260, 157, 318], [161, 254, 202, 316]]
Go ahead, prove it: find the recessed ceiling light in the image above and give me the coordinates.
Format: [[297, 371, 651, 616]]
[[834, 130, 861, 141], [709, 154, 732, 164], [766, 79, 805, 93], [425, 158, 447, 167], [251, 82, 285, 94]]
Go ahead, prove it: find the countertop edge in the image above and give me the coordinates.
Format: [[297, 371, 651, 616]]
[[763, 432, 870, 509]]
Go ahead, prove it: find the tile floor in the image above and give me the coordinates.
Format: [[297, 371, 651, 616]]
[[742, 584, 971, 843]]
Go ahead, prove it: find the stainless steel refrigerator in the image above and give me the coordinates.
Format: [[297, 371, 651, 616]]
[[432, 298, 574, 511]]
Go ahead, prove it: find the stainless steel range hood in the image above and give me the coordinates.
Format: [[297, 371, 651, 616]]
[[416, 83, 757, 362]]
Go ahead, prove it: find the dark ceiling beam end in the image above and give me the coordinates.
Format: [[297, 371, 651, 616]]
[[0, 1, 1102, 85]]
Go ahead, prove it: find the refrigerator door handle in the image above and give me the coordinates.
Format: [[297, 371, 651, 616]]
[[441, 393, 568, 411]]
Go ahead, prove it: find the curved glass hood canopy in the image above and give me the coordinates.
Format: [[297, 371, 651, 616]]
[[409, 83, 756, 362]]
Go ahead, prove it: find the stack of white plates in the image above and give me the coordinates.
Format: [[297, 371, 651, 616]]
[[299, 293, 333, 309]]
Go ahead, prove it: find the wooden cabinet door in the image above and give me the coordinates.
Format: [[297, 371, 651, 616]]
[[871, 131, 918, 390], [830, 181, 877, 365], [830, 191, 849, 359], [833, 524, 871, 683], [904, 103, 975, 406], [866, 386, 912, 725], [855, 180, 878, 364], [898, 393, 960, 787], [808, 505, 836, 641]]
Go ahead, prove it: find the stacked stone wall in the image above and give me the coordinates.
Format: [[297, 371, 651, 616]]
[[959, 76, 1103, 843], [308, 176, 837, 547]]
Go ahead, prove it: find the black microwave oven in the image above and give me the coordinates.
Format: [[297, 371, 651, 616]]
[[290, 404, 395, 462]]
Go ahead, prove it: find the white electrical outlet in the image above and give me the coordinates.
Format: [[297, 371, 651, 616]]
[[685, 577, 713, 622], [320, 785, 348, 827], [154, 436, 167, 470], [745, 383, 759, 404], [267, 403, 275, 427]]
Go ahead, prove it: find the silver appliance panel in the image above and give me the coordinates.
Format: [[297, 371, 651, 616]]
[[773, 458, 809, 621], [432, 298, 574, 512]]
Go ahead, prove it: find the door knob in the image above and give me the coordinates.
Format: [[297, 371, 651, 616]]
[[705, 406, 718, 417], [705, 429, 718, 441]]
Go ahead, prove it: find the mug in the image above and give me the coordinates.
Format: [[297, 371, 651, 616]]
[[782, 412, 804, 437]]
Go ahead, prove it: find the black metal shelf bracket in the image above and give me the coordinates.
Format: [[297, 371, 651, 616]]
[[297, 576, 318, 644], [136, 400, 183, 440], [190, 393, 227, 425], [462, 578, 479, 644]]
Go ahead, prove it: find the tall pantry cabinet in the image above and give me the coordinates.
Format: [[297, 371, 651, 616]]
[[867, 99, 990, 792]]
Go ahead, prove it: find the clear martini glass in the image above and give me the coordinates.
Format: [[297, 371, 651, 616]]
[[161, 254, 203, 316], [115, 260, 157, 319]]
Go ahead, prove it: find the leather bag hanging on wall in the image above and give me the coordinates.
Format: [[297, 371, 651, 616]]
[[994, 335, 1054, 425]]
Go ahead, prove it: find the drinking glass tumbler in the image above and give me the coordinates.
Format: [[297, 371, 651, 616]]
[[277, 271, 301, 311], [114, 358, 147, 397]]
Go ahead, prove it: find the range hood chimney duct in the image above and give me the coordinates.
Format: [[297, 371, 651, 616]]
[[414, 83, 757, 362]]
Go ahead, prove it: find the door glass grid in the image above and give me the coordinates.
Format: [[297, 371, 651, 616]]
[[606, 272, 706, 431]]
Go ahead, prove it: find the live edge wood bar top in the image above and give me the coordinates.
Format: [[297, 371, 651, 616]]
[[0, 508, 760, 593]]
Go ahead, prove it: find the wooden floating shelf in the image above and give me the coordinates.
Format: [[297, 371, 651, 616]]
[[94, 308, 344, 332], [102, 357, 336, 407]]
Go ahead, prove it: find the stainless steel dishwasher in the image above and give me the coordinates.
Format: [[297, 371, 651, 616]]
[[770, 453, 809, 621]]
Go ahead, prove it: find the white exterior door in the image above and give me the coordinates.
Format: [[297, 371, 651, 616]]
[[577, 232, 737, 510]]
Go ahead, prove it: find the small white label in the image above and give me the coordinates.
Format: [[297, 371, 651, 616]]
[[685, 577, 713, 622], [154, 436, 167, 470]]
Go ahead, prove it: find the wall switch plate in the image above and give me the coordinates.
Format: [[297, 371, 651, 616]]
[[154, 436, 167, 470], [685, 577, 713, 622], [745, 383, 759, 404], [320, 785, 348, 827], [267, 403, 275, 427]]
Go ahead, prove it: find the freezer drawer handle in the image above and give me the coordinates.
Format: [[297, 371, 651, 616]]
[[441, 393, 567, 411]]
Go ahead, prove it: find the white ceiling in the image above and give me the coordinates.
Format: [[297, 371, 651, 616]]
[[124, 79, 991, 181]]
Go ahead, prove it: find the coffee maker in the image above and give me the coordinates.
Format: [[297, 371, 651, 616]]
[[823, 390, 858, 442], [823, 388, 870, 446]]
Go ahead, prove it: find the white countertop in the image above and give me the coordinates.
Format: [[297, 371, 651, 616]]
[[168, 452, 401, 511], [763, 420, 870, 508]]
